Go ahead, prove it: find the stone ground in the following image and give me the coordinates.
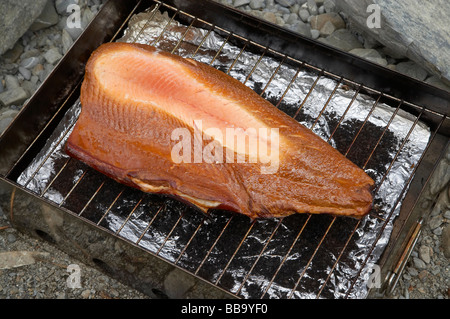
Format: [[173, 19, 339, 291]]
[[0, 0, 448, 299]]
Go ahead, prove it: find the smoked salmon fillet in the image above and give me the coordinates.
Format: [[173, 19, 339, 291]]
[[66, 42, 374, 219]]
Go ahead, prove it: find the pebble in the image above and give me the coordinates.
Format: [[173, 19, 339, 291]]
[[55, 0, 79, 15], [0, 87, 29, 107], [428, 215, 443, 230], [4, 75, 20, 90], [32, 63, 44, 77], [30, 0, 59, 31], [348, 48, 388, 66], [310, 12, 345, 31], [418, 245, 431, 264], [250, 0, 265, 10], [43, 47, 63, 65], [287, 21, 311, 37], [18, 67, 32, 81], [234, 0, 251, 7], [61, 29, 74, 54], [412, 256, 426, 269], [20, 56, 40, 69], [306, 0, 318, 15], [319, 20, 336, 36], [2, 43, 24, 63], [323, 0, 336, 13], [318, 29, 363, 52], [310, 28, 320, 39], [81, 289, 92, 299], [298, 8, 310, 22], [6, 233, 16, 243], [275, 0, 296, 7]]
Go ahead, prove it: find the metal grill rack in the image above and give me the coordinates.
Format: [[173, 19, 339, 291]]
[[0, 0, 449, 299]]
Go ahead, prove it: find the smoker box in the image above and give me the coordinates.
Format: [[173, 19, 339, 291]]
[[0, 0, 449, 299]]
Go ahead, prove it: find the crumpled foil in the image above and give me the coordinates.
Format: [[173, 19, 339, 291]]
[[18, 6, 430, 299]]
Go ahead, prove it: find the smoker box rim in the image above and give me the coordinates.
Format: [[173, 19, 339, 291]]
[[0, 0, 449, 299]]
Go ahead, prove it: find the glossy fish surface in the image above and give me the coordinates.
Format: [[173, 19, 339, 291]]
[[66, 42, 374, 219]]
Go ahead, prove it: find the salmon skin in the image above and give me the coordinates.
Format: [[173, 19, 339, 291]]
[[66, 42, 374, 219]]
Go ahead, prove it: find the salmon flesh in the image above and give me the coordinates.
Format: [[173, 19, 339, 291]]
[[65, 42, 374, 219]]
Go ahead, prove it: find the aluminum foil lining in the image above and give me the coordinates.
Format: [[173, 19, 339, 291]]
[[18, 6, 431, 299]]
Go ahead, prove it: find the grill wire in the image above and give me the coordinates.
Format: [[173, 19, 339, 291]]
[[14, 0, 447, 299]]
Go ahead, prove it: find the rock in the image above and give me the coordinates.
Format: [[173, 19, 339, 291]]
[[56, 292, 66, 299], [290, 3, 300, 14], [349, 48, 381, 58], [0, 0, 48, 55], [21, 80, 37, 96], [428, 215, 443, 230], [0, 87, 29, 107], [442, 224, 450, 259], [234, 0, 251, 7], [323, 0, 336, 13], [18, 67, 31, 81], [61, 29, 74, 54], [287, 20, 311, 37], [418, 245, 431, 264], [20, 56, 40, 69], [0, 251, 50, 269], [444, 210, 450, 220], [263, 11, 278, 24], [310, 12, 345, 31], [318, 5, 325, 14], [43, 47, 62, 65], [298, 8, 310, 22], [249, 0, 265, 10], [412, 256, 426, 269], [319, 20, 336, 36], [275, 0, 295, 7], [55, 0, 79, 15], [306, 0, 318, 15], [29, 0, 59, 31], [318, 29, 363, 52], [348, 48, 388, 66], [395, 61, 428, 81], [1, 43, 24, 63], [81, 7, 95, 29], [408, 267, 418, 276], [335, 0, 450, 83], [310, 29, 320, 39], [4, 75, 20, 90], [32, 64, 44, 77], [80, 289, 91, 299], [39, 64, 54, 82], [418, 269, 428, 281], [6, 233, 16, 244]]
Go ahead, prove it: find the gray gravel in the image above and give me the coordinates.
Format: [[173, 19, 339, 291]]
[[0, 0, 449, 299], [0, 205, 148, 299]]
